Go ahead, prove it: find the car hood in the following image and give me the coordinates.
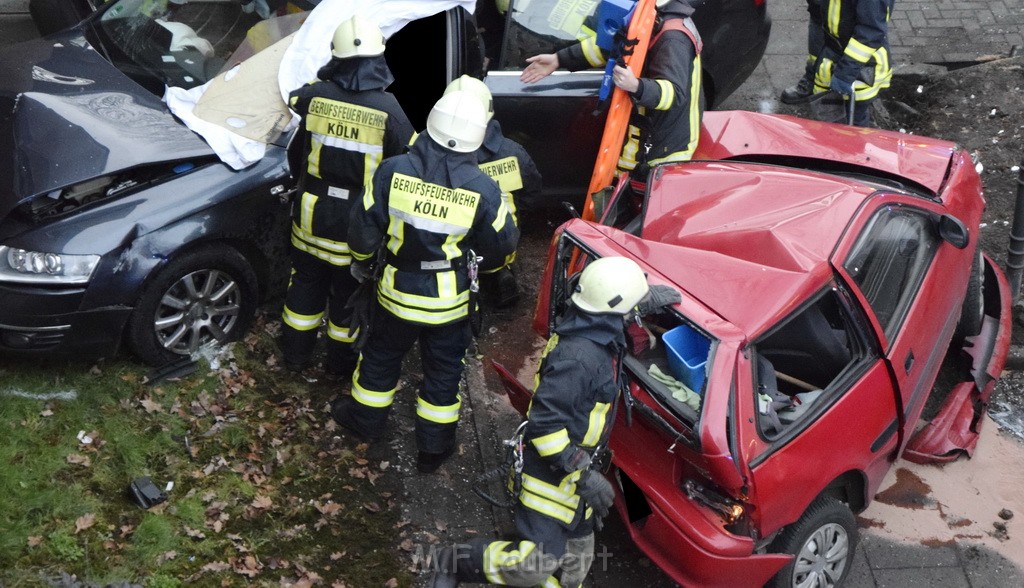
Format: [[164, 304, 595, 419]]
[[0, 31, 214, 216], [695, 111, 956, 196]]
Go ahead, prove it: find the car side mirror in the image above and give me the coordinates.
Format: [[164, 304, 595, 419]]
[[938, 214, 970, 249]]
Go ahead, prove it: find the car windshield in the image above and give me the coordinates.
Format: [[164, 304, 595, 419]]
[[90, 0, 308, 91]]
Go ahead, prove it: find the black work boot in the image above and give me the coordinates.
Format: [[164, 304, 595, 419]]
[[330, 397, 382, 442], [429, 546, 460, 588], [780, 75, 814, 105], [495, 267, 520, 308], [417, 445, 456, 474]]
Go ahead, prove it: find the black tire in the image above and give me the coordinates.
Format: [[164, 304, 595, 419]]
[[29, 0, 94, 36], [126, 246, 258, 366], [954, 248, 985, 341], [766, 496, 858, 588]]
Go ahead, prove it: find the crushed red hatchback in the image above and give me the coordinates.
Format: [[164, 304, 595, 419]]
[[496, 110, 1011, 587]]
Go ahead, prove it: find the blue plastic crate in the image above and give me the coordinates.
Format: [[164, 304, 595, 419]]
[[662, 324, 711, 393]]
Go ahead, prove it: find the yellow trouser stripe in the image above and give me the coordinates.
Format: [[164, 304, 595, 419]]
[[283, 308, 323, 331], [530, 428, 571, 457], [483, 541, 538, 585], [327, 321, 356, 343], [291, 223, 350, 254], [416, 395, 461, 424], [352, 381, 395, 408]]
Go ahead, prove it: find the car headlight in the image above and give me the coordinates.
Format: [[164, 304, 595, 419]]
[[0, 245, 100, 285]]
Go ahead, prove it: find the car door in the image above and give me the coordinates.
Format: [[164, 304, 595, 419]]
[[485, 0, 608, 201], [735, 285, 899, 534], [832, 196, 973, 454]]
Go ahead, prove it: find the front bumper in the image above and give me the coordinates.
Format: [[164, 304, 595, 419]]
[[0, 282, 129, 358]]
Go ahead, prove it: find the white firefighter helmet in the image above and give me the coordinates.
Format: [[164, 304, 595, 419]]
[[444, 75, 494, 121], [571, 256, 650, 315], [331, 14, 386, 59], [426, 90, 487, 153]]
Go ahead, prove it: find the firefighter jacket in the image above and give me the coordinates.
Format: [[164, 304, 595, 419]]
[[555, 4, 703, 169], [348, 134, 519, 326], [519, 307, 626, 528], [287, 55, 414, 266], [476, 119, 543, 214], [815, 0, 893, 101]]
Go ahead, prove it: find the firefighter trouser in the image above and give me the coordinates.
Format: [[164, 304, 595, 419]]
[[451, 504, 597, 586], [346, 310, 472, 453], [803, 0, 825, 81], [281, 247, 359, 376]]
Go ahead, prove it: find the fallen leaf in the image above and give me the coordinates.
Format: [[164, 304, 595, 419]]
[[330, 551, 346, 560], [435, 519, 448, 532], [379, 461, 390, 470], [250, 495, 273, 510], [184, 526, 207, 540], [40, 409, 53, 417], [27, 536, 42, 547], [383, 579, 398, 588], [75, 513, 96, 534], [66, 453, 91, 467], [140, 396, 163, 414], [200, 561, 231, 573], [363, 502, 381, 513], [399, 539, 414, 552]]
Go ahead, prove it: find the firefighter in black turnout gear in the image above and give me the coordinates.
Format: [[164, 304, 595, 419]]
[[521, 0, 703, 179], [281, 15, 413, 378], [443, 75, 542, 308], [333, 90, 518, 474], [430, 257, 654, 588], [812, 0, 893, 126]]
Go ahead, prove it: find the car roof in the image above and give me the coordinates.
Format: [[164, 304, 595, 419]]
[[637, 160, 878, 338]]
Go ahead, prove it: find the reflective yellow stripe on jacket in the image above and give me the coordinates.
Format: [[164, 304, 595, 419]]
[[519, 470, 582, 525]]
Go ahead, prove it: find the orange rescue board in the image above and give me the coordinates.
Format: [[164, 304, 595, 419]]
[[582, 0, 658, 221]]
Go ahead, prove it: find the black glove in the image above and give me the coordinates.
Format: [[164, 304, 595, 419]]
[[350, 260, 373, 284], [344, 279, 377, 352], [577, 470, 614, 518], [637, 284, 681, 316]]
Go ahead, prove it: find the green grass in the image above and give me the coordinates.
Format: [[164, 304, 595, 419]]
[[0, 313, 411, 586]]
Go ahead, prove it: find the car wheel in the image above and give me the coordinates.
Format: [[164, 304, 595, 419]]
[[29, 0, 94, 36], [954, 248, 985, 341], [767, 496, 857, 588], [126, 246, 258, 366]]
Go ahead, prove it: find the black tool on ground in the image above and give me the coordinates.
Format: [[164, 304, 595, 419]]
[[343, 250, 383, 352], [143, 356, 197, 385], [129, 476, 167, 509]]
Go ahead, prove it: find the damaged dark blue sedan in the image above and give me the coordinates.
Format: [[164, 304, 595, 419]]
[[0, 0, 768, 365]]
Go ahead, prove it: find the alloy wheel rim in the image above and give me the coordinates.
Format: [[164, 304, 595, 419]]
[[153, 269, 241, 355], [792, 522, 849, 588]]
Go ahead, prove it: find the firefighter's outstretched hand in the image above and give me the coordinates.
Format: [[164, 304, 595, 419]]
[[521, 54, 559, 83], [612, 65, 639, 93], [578, 470, 614, 518], [637, 284, 681, 316]]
